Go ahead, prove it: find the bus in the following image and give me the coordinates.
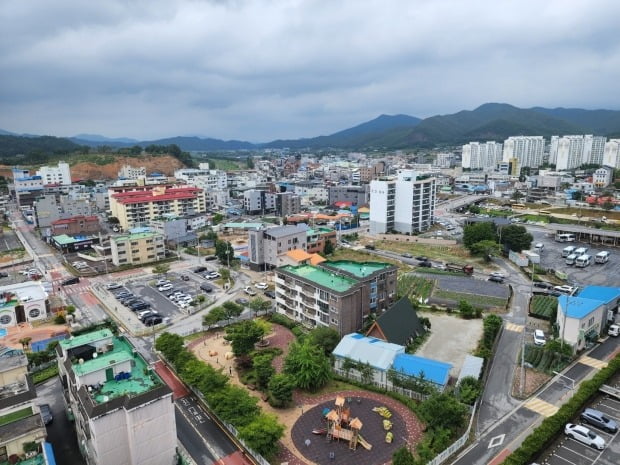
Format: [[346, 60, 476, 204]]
[[556, 233, 576, 242]]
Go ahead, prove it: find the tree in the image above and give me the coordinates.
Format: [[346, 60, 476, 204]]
[[222, 301, 243, 321], [203, 307, 227, 329], [225, 320, 264, 357], [182, 359, 229, 393], [500, 224, 533, 252], [457, 376, 482, 405], [212, 213, 225, 225], [238, 413, 285, 460], [463, 222, 497, 249], [208, 385, 260, 427], [392, 446, 416, 465], [215, 240, 234, 265], [108, 216, 120, 224], [219, 267, 231, 282], [323, 238, 335, 255], [253, 353, 275, 389], [470, 240, 502, 262], [511, 190, 524, 201], [152, 263, 170, 275], [572, 190, 584, 201], [19, 337, 32, 352], [417, 392, 468, 431], [205, 229, 218, 241], [155, 333, 185, 364], [308, 326, 340, 356], [468, 204, 481, 214], [249, 297, 272, 316], [284, 339, 331, 391], [246, 156, 255, 169], [268, 374, 295, 408]]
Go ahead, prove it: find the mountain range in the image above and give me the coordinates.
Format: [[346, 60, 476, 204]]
[[2, 103, 620, 156]]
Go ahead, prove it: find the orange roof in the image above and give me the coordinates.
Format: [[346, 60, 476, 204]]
[[285, 249, 313, 262], [309, 254, 326, 265]]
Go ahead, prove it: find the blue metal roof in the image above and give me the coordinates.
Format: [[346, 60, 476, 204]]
[[577, 286, 620, 304], [392, 353, 452, 387], [558, 295, 604, 319]]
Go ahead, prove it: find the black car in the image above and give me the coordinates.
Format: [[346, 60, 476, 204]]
[[116, 291, 132, 300], [39, 404, 53, 425], [416, 256, 428, 261], [123, 297, 141, 306], [200, 283, 213, 293], [181, 275, 190, 281], [61, 277, 80, 286], [143, 315, 163, 326], [534, 282, 553, 289], [130, 302, 151, 311], [364, 244, 376, 250], [0, 272, 8, 278], [204, 255, 218, 261], [418, 261, 432, 268], [193, 266, 207, 273], [488, 275, 504, 283], [264, 290, 276, 299]]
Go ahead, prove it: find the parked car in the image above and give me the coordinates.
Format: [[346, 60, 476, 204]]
[[488, 275, 504, 283], [155, 279, 170, 286], [489, 271, 505, 279], [254, 282, 268, 290], [130, 302, 151, 311], [416, 256, 428, 261], [138, 310, 158, 321], [144, 315, 163, 326], [61, 277, 80, 286], [106, 282, 122, 290], [0, 272, 8, 278], [608, 324, 620, 337], [115, 291, 132, 299], [534, 282, 553, 289], [235, 297, 249, 306], [200, 283, 214, 293], [564, 423, 605, 450], [123, 298, 141, 307], [364, 244, 375, 250], [158, 283, 173, 292], [418, 261, 432, 268], [554, 285, 578, 295], [39, 404, 53, 425], [401, 253, 413, 258], [580, 408, 618, 433], [244, 286, 257, 296], [264, 290, 276, 299], [181, 275, 190, 281], [204, 255, 218, 261], [193, 266, 207, 273], [206, 271, 221, 280], [533, 329, 546, 346]]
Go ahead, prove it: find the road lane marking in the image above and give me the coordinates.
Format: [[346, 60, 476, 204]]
[[504, 323, 524, 333], [488, 434, 505, 449], [523, 397, 559, 417], [579, 356, 608, 370]]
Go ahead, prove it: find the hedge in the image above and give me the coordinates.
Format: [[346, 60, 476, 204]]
[[502, 354, 620, 465]]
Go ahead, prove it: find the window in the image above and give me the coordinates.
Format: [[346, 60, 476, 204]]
[[588, 317, 595, 327]]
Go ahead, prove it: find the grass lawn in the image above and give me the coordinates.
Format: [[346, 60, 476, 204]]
[[397, 275, 435, 301], [302, 379, 361, 398], [33, 364, 59, 384], [434, 289, 508, 308], [331, 248, 410, 270]]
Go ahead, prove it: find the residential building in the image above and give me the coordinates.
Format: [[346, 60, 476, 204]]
[[332, 334, 452, 393], [583, 135, 606, 165], [174, 164, 228, 190], [243, 189, 268, 214], [359, 161, 386, 182], [593, 166, 613, 188], [57, 329, 176, 465], [50, 234, 99, 253], [0, 347, 50, 463], [12, 169, 43, 208], [328, 185, 370, 207], [555, 135, 585, 170], [109, 185, 206, 230], [110, 231, 165, 266], [556, 286, 620, 351], [118, 165, 146, 180], [549, 135, 560, 165], [603, 139, 620, 168], [306, 227, 337, 254], [36, 161, 72, 185], [274, 192, 301, 217], [435, 152, 455, 168], [366, 297, 427, 346], [248, 224, 308, 271], [502, 136, 545, 168], [34, 194, 95, 229], [369, 171, 436, 235], [293, 184, 329, 204], [51, 215, 100, 236], [462, 142, 503, 170], [0, 282, 49, 329], [150, 215, 199, 246]]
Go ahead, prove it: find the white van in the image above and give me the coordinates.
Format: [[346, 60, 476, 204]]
[[562, 246, 575, 258], [534, 243, 544, 252], [565, 254, 578, 265], [575, 254, 591, 267], [574, 247, 588, 256], [609, 325, 619, 337], [595, 251, 610, 264]]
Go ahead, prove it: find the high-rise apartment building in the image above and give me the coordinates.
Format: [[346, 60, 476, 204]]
[[502, 136, 545, 168], [583, 135, 607, 165], [555, 135, 585, 170], [461, 142, 503, 170], [369, 170, 436, 235], [602, 139, 620, 169]]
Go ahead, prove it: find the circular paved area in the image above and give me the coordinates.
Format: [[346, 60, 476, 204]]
[[291, 393, 417, 465]]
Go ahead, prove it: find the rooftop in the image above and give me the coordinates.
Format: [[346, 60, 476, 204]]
[[285, 249, 313, 262], [112, 231, 159, 242], [558, 295, 604, 319], [0, 281, 48, 303], [223, 222, 264, 229], [325, 260, 393, 278], [263, 224, 308, 238], [279, 264, 358, 293], [577, 286, 620, 304], [59, 328, 113, 351], [392, 353, 452, 387], [112, 186, 202, 205], [51, 215, 99, 225], [333, 333, 404, 370]]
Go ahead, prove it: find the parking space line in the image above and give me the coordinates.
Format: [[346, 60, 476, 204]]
[[505, 323, 524, 333], [552, 451, 580, 464], [579, 356, 608, 370], [523, 397, 559, 417]]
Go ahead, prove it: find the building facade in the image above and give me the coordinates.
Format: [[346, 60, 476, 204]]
[[462, 142, 502, 170], [36, 161, 72, 185], [51, 215, 100, 236], [306, 227, 337, 254], [118, 165, 146, 180], [502, 136, 545, 168], [0, 282, 49, 329], [110, 231, 165, 266], [275, 192, 301, 217], [328, 185, 370, 206], [603, 139, 620, 169], [248, 224, 308, 271], [57, 329, 176, 465], [593, 166, 613, 188]]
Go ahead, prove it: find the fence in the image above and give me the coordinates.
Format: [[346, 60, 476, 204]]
[[333, 368, 430, 401], [427, 402, 477, 465]]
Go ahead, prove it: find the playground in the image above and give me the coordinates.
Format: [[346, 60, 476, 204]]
[[291, 395, 408, 465]]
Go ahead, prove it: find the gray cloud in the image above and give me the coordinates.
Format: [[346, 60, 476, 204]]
[[1, 0, 619, 142]]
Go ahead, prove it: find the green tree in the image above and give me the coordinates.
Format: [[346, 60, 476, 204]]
[[205, 229, 218, 241], [212, 213, 225, 225], [417, 392, 468, 431], [500, 224, 533, 252], [219, 267, 231, 282], [203, 307, 227, 329], [108, 216, 120, 224], [152, 263, 171, 275], [602, 200, 615, 210], [225, 320, 264, 357], [323, 238, 335, 255], [182, 359, 229, 393], [457, 376, 482, 405], [222, 301, 243, 321], [468, 204, 481, 214], [253, 353, 275, 389], [246, 156, 255, 169], [470, 240, 502, 262], [215, 240, 234, 264], [463, 222, 497, 249], [155, 333, 186, 365], [284, 339, 331, 391], [268, 373, 295, 408], [392, 446, 416, 465], [249, 297, 272, 316], [308, 326, 341, 356], [238, 413, 285, 460], [208, 385, 260, 427]]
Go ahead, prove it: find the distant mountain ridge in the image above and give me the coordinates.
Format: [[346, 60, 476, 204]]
[[3, 103, 620, 155]]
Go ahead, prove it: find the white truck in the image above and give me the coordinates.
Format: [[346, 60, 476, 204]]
[[595, 251, 610, 264]]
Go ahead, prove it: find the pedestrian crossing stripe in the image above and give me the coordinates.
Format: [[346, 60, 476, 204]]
[[523, 398, 559, 417], [579, 356, 608, 370], [505, 323, 524, 333]]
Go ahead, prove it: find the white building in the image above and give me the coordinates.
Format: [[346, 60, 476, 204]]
[[57, 329, 177, 465], [175, 163, 228, 190], [593, 166, 613, 188], [293, 184, 329, 204], [36, 161, 72, 185], [118, 165, 146, 180], [462, 142, 502, 170], [555, 136, 585, 170], [369, 170, 436, 235], [583, 135, 607, 165], [502, 136, 545, 168], [0, 282, 49, 329], [435, 152, 455, 168], [603, 139, 620, 168]]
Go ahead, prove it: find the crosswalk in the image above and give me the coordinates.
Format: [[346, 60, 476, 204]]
[[578, 355, 608, 370], [504, 322, 524, 333], [523, 397, 559, 417]]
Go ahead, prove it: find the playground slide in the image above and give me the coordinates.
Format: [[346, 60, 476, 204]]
[[357, 434, 372, 450]]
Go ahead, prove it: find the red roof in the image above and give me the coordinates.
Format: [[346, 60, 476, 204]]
[[112, 186, 203, 205], [51, 215, 99, 225]]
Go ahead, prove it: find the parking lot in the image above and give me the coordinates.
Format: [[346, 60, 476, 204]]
[[535, 381, 620, 465], [434, 274, 511, 299]]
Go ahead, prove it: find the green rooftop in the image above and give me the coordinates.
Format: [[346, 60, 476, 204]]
[[326, 260, 393, 278], [306, 227, 335, 236], [112, 231, 158, 242], [223, 222, 263, 229], [73, 349, 133, 376], [52, 234, 77, 245], [60, 329, 113, 350], [280, 264, 358, 292]]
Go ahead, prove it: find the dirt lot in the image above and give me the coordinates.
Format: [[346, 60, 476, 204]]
[[415, 312, 483, 378]]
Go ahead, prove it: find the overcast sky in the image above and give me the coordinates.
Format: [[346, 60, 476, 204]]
[[1, 0, 619, 142]]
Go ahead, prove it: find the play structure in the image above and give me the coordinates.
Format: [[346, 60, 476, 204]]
[[313, 395, 373, 451]]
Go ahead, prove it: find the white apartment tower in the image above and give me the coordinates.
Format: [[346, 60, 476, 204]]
[[583, 135, 606, 165], [555, 135, 585, 170], [462, 142, 502, 170], [36, 161, 72, 185], [369, 170, 436, 235], [502, 136, 545, 168], [603, 139, 620, 168]]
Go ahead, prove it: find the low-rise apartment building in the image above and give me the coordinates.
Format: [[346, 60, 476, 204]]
[[248, 224, 308, 271], [51, 215, 100, 236], [306, 227, 337, 254], [110, 231, 165, 266], [57, 329, 176, 465]]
